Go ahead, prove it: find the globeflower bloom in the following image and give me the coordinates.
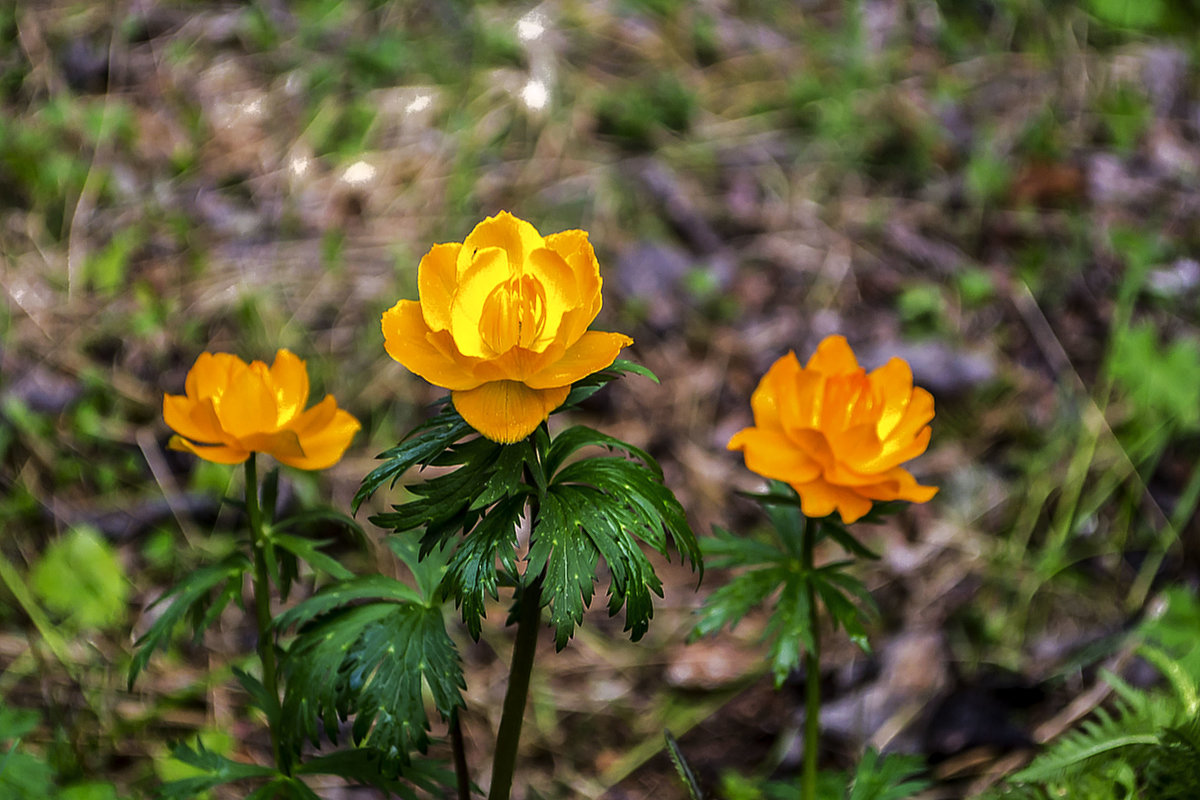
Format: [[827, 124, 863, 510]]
[[164, 350, 361, 469], [728, 336, 937, 524], [382, 212, 633, 443]]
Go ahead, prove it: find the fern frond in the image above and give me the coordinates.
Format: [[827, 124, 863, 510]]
[[1013, 698, 1159, 784]]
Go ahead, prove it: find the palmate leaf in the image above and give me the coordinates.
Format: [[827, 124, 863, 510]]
[[532, 452, 701, 649], [692, 527, 877, 685], [278, 581, 464, 763], [354, 400, 474, 513], [295, 748, 455, 799], [764, 571, 816, 685], [157, 739, 276, 799], [558, 358, 659, 409], [699, 525, 784, 569], [847, 749, 931, 800], [128, 553, 250, 689], [369, 435, 534, 557], [691, 565, 789, 640], [442, 494, 526, 639]]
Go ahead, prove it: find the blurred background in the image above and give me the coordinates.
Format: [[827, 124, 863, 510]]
[[2, 0, 1200, 797]]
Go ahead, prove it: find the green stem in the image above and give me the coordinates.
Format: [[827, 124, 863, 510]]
[[451, 709, 471, 800], [245, 454, 284, 773], [802, 516, 820, 800], [488, 576, 543, 800]]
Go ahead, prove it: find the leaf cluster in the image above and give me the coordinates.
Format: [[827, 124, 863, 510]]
[[360, 361, 700, 650], [692, 482, 879, 686], [125, 470, 442, 794], [275, 575, 465, 761], [693, 743, 930, 800], [992, 587, 1200, 799], [128, 470, 365, 690], [157, 738, 451, 800]]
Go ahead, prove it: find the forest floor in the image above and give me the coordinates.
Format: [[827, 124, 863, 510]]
[[2, 1, 1200, 798]]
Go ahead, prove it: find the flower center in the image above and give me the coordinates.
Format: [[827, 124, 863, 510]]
[[822, 370, 878, 432], [479, 275, 547, 354]]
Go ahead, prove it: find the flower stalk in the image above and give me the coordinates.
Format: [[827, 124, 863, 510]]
[[488, 576, 544, 800], [802, 516, 820, 800], [245, 453, 284, 773], [450, 710, 471, 800]]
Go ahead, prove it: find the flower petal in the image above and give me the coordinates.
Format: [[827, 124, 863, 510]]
[[883, 385, 934, 448], [214, 361, 279, 439], [279, 397, 361, 470], [868, 357, 914, 438], [462, 211, 545, 275], [522, 330, 632, 389], [163, 394, 224, 444], [452, 381, 570, 443], [269, 349, 309, 426], [523, 248, 577, 351], [805, 335, 859, 376], [752, 352, 802, 433], [168, 435, 249, 465], [543, 229, 603, 343], [728, 427, 822, 484], [451, 246, 513, 358], [239, 429, 307, 461], [185, 352, 240, 400], [792, 477, 874, 523], [382, 300, 484, 391], [418, 242, 463, 333]]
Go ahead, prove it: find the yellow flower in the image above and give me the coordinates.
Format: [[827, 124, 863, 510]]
[[382, 212, 633, 443], [164, 350, 361, 469], [728, 336, 937, 524]]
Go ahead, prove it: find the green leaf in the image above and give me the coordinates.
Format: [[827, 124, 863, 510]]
[[847, 749, 930, 800], [700, 526, 786, 570], [385, 535, 451, 603], [0, 746, 54, 800], [369, 436, 528, 544], [818, 518, 881, 560], [544, 425, 659, 480], [0, 707, 40, 740], [1109, 323, 1200, 432], [274, 575, 426, 632], [157, 739, 277, 799], [534, 453, 700, 647], [271, 533, 354, 581], [273, 508, 367, 543], [441, 495, 526, 639], [559, 358, 658, 409], [692, 547, 876, 684], [691, 565, 788, 640], [354, 401, 474, 513], [58, 782, 121, 800], [763, 572, 815, 685], [1086, 0, 1168, 30], [664, 730, 703, 800], [295, 748, 455, 798], [30, 525, 129, 630], [554, 457, 700, 568], [1011, 697, 1162, 784], [128, 553, 250, 689], [468, 439, 536, 510], [528, 489, 603, 649], [281, 600, 464, 762], [231, 667, 273, 719]]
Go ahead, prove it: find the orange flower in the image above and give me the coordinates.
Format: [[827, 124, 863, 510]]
[[382, 212, 633, 443], [728, 336, 937, 523], [164, 350, 361, 470]]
